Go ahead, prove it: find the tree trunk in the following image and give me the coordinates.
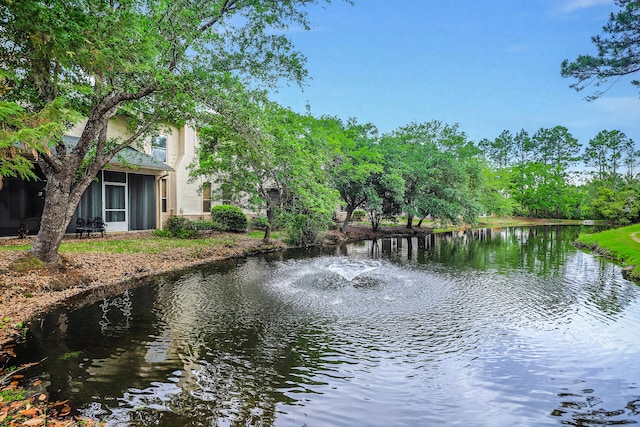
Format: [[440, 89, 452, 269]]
[[263, 208, 273, 243], [416, 217, 424, 228], [29, 172, 79, 263], [341, 205, 355, 233], [406, 214, 413, 229]]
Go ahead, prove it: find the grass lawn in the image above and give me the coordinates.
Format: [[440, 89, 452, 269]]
[[0, 236, 239, 254], [246, 230, 283, 240], [575, 223, 640, 271]]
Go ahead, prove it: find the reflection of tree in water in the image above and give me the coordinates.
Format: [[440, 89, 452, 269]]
[[98, 290, 133, 333], [551, 387, 640, 426], [73, 258, 337, 427], [371, 226, 636, 317]]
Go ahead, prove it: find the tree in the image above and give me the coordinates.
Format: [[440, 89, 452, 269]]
[[0, 98, 78, 190], [478, 130, 513, 168], [530, 126, 581, 218], [322, 118, 383, 233], [362, 170, 404, 232], [1, 0, 338, 262], [584, 129, 633, 185], [561, 0, 640, 100], [589, 186, 640, 224], [381, 121, 482, 228], [192, 101, 338, 245]]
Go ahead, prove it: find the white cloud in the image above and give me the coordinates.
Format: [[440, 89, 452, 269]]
[[559, 0, 614, 13]]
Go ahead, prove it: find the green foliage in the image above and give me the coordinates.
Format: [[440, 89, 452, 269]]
[[250, 216, 270, 230], [0, 98, 79, 188], [0, 388, 27, 401], [320, 117, 383, 231], [562, 0, 640, 100], [165, 216, 194, 234], [159, 216, 197, 238], [192, 219, 225, 231], [210, 205, 248, 233], [282, 212, 327, 246], [192, 100, 339, 242], [1, 0, 340, 262], [378, 120, 482, 227], [60, 351, 83, 360], [152, 229, 174, 238], [352, 210, 366, 221], [589, 186, 640, 225]]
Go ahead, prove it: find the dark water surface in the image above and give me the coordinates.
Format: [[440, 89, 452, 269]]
[[15, 226, 640, 426]]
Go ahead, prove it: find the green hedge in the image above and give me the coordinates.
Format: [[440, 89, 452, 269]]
[[210, 204, 247, 232], [156, 216, 196, 238]]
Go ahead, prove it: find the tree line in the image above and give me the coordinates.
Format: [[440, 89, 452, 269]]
[[189, 98, 640, 245]]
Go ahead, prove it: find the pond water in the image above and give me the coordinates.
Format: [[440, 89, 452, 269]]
[[15, 226, 640, 426]]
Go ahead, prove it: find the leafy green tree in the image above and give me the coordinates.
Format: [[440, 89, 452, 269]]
[[529, 126, 581, 218], [320, 118, 383, 233], [381, 121, 482, 228], [532, 126, 580, 171], [477, 164, 515, 216], [362, 171, 404, 231], [512, 129, 535, 166], [561, 0, 640, 100], [478, 130, 513, 168], [584, 129, 633, 185], [623, 140, 640, 184], [589, 186, 640, 224], [1, 0, 337, 262], [0, 98, 78, 190], [192, 101, 338, 244]]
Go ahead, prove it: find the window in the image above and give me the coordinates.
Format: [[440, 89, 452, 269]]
[[202, 182, 211, 212], [152, 134, 167, 162], [161, 179, 168, 213], [221, 188, 232, 205]]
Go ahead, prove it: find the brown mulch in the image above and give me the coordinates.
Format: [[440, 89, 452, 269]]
[[0, 374, 101, 426]]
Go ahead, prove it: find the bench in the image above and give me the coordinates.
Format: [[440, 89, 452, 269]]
[[75, 217, 107, 238]]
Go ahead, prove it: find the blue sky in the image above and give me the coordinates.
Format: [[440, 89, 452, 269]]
[[270, 0, 640, 147]]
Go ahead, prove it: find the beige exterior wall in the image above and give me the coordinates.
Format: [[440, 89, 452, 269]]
[[67, 118, 224, 229], [158, 125, 214, 226]]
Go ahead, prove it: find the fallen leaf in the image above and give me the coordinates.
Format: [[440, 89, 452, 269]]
[[32, 380, 42, 387], [19, 407, 38, 416], [22, 417, 44, 426], [50, 399, 69, 407], [37, 394, 46, 402]]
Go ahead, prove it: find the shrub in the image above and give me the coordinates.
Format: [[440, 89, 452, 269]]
[[210, 204, 247, 232], [352, 209, 366, 221], [192, 219, 225, 231], [250, 216, 270, 230], [152, 229, 173, 237], [284, 213, 325, 247], [158, 216, 196, 238], [176, 229, 197, 238]]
